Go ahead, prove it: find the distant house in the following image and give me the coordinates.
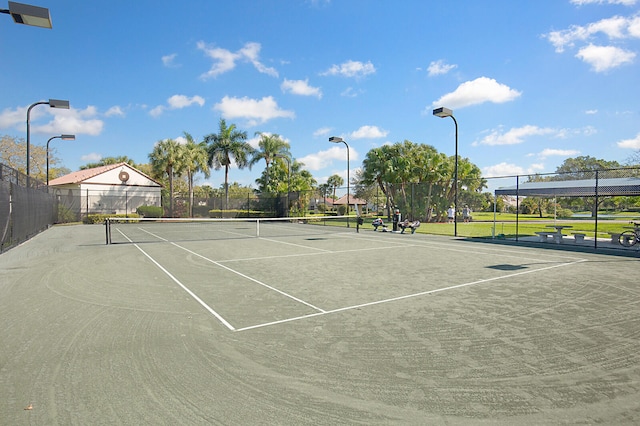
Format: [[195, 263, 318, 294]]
[[333, 194, 368, 213], [309, 196, 335, 212], [48, 162, 162, 218]]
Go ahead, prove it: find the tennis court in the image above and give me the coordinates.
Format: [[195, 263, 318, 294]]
[[1, 221, 639, 424]]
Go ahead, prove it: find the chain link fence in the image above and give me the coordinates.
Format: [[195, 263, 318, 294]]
[[0, 163, 58, 252]]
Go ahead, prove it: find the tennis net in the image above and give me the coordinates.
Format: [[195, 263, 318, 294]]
[[105, 215, 352, 244]]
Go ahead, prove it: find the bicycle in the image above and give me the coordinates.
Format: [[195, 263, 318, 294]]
[[618, 221, 640, 247]]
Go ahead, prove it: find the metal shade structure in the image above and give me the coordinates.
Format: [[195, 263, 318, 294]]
[[1, 1, 52, 28], [495, 177, 640, 197]]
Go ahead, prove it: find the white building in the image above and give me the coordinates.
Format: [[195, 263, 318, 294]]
[[48, 162, 162, 218]]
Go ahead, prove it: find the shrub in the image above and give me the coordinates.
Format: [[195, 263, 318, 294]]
[[83, 213, 140, 224], [136, 205, 163, 218], [557, 208, 573, 219]]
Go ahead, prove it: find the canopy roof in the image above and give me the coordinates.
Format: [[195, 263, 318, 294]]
[[495, 177, 640, 197]]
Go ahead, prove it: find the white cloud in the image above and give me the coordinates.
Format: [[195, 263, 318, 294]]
[[483, 162, 547, 178], [197, 41, 278, 79], [313, 127, 332, 137], [299, 146, 347, 171], [571, 0, 637, 5], [105, 106, 125, 117], [475, 125, 555, 146], [617, 132, 640, 148], [281, 78, 322, 98], [585, 109, 598, 114], [81, 152, 102, 163], [544, 15, 640, 53], [162, 53, 179, 67], [34, 106, 104, 136], [431, 77, 522, 110], [0, 105, 27, 129], [575, 44, 636, 72], [483, 162, 525, 177], [167, 94, 205, 109], [321, 60, 376, 78], [214, 96, 295, 126], [149, 105, 165, 118], [340, 87, 364, 97], [427, 60, 457, 76], [150, 95, 205, 117], [348, 125, 388, 139], [538, 148, 581, 158]]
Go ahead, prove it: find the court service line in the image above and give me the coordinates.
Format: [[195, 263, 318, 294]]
[[234, 258, 588, 332], [120, 227, 327, 318], [171, 242, 327, 313], [115, 229, 236, 331]]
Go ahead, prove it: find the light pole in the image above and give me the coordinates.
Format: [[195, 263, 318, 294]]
[[1, 1, 52, 28], [329, 136, 350, 227], [433, 106, 458, 237], [46, 134, 75, 186], [274, 154, 291, 216], [27, 99, 70, 177]]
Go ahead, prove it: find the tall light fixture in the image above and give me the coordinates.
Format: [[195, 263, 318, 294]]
[[27, 99, 70, 176], [433, 106, 459, 237], [274, 154, 291, 217], [46, 134, 75, 186], [1, 1, 52, 28], [329, 136, 350, 227]]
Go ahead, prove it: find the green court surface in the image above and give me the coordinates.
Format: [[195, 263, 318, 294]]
[[1, 224, 639, 424]]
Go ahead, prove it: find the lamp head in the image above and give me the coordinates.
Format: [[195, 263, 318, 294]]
[[433, 107, 453, 118], [48, 99, 70, 109], [6, 1, 52, 28], [329, 136, 344, 143], [61, 134, 75, 140]]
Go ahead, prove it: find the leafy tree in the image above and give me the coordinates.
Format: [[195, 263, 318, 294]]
[[149, 138, 183, 217], [250, 133, 290, 191], [205, 119, 253, 210], [554, 156, 621, 179], [181, 132, 210, 217], [0, 134, 62, 181]]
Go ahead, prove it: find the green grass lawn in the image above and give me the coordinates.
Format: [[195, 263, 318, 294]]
[[352, 212, 640, 239]]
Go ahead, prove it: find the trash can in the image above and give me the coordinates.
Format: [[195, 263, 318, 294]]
[[392, 209, 401, 232]]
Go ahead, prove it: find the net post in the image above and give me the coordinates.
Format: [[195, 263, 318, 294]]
[[104, 218, 111, 245], [256, 218, 260, 237]]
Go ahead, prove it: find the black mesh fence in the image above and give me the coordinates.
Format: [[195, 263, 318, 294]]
[[0, 163, 58, 253]]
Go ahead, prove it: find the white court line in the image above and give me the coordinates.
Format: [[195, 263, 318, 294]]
[[115, 228, 236, 331], [172, 242, 326, 313], [234, 257, 588, 332], [119, 227, 327, 325]]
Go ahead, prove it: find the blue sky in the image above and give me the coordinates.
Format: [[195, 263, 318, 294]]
[[2, 0, 639, 190]]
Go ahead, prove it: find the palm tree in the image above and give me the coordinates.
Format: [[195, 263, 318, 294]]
[[250, 133, 290, 192], [149, 138, 183, 217], [326, 174, 343, 211], [181, 132, 210, 217], [205, 119, 252, 210]]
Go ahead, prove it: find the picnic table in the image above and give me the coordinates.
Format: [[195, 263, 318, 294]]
[[535, 225, 572, 244]]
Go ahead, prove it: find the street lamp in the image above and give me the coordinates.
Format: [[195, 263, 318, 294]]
[[27, 99, 70, 177], [46, 134, 75, 186], [274, 154, 291, 216], [433, 106, 459, 237], [329, 136, 350, 227], [1, 1, 52, 28]]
